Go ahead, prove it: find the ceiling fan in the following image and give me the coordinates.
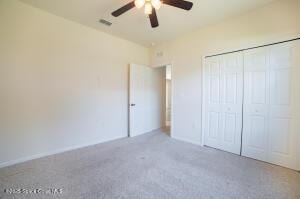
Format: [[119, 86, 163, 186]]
[[111, 0, 193, 28]]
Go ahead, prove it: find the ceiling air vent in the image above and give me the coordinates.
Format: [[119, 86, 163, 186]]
[[99, 19, 112, 26]]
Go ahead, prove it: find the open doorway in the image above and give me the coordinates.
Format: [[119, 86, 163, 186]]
[[164, 65, 172, 135]]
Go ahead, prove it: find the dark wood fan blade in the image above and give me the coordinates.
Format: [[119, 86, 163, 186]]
[[112, 1, 135, 17], [149, 8, 159, 28], [163, 0, 193, 10]]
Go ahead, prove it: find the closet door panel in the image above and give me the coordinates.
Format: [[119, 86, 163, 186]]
[[204, 52, 243, 155], [268, 43, 298, 169], [242, 42, 300, 170], [204, 57, 222, 148], [220, 53, 243, 154], [242, 47, 270, 161]]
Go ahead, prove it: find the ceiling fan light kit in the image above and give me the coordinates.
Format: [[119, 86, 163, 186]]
[[144, 2, 153, 15], [134, 0, 162, 12], [112, 0, 193, 28], [151, 0, 162, 10], [134, 0, 145, 9]]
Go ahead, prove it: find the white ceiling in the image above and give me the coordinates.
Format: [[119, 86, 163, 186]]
[[20, 0, 278, 47]]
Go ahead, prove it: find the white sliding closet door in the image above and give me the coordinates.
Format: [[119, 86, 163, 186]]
[[204, 52, 243, 155], [242, 47, 270, 161], [242, 42, 300, 170]]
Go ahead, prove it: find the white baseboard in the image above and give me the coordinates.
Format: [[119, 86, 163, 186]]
[[0, 135, 126, 169], [171, 136, 203, 146]]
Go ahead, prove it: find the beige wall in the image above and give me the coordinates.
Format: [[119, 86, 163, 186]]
[[0, 0, 149, 167], [1, 0, 300, 167], [150, 0, 300, 144]]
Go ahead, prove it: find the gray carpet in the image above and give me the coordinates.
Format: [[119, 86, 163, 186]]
[[0, 129, 299, 199]]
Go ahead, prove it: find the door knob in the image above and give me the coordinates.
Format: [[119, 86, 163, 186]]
[[130, 104, 136, 106]]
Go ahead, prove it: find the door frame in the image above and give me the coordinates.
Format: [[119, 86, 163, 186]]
[[151, 63, 174, 138]]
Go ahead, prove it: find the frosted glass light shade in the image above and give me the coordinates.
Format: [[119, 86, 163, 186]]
[[135, 0, 145, 9], [144, 2, 152, 15], [151, 0, 162, 10]]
